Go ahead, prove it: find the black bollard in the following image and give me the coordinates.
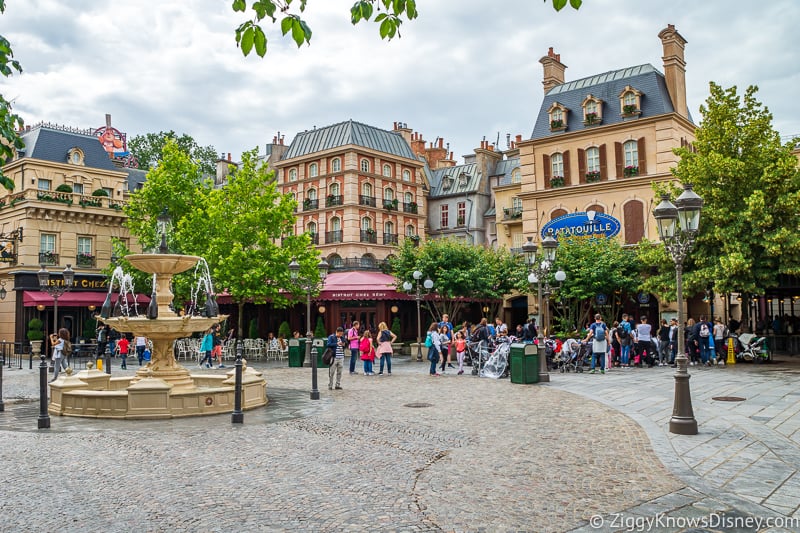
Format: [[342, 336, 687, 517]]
[[104, 345, 111, 375], [38, 354, 50, 429], [231, 340, 243, 424], [0, 352, 5, 412]]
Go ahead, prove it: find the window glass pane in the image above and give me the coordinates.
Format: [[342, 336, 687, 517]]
[[440, 204, 449, 227], [623, 141, 638, 167], [307, 188, 317, 200], [402, 170, 410, 182], [382, 164, 391, 177], [512, 197, 522, 210], [404, 191, 413, 203], [332, 159, 341, 172], [361, 217, 371, 230], [362, 183, 372, 196], [77, 237, 92, 254], [330, 183, 339, 196], [308, 222, 317, 234], [73, 183, 84, 195], [587, 147, 600, 172], [384, 221, 394, 233], [103, 187, 114, 198], [40, 234, 56, 252], [331, 217, 341, 231], [623, 92, 636, 106], [38, 179, 51, 191], [384, 188, 394, 201], [309, 163, 318, 177], [552, 108, 562, 121], [361, 159, 369, 173], [551, 153, 564, 176], [406, 224, 415, 236], [586, 100, 597, 114], [289, 169, 297, 182], [511, 169, 521, 184]]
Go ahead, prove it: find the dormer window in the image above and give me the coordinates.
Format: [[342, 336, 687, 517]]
[[67, 148, 85, 166], [582, 95, 604, 126], [548, 102, 568, 131], [442, 176, 452, 190], [619, 86, 643, 116]]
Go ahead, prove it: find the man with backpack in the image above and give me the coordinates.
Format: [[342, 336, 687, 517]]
[[616, 313, 633, 367], [583, 314, 609, 374], [693, 315, 714, 366]]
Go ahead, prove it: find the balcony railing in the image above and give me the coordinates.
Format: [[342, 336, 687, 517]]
[[309, 233, 319, 245], [360, 230, 377, 244], [325, 230, 343, 244], [382, 199, 399, 211], [325, 195, 343, 207], [503, 208, 523, 220], [383, 233, 398, 245], [403, 202, 418, 214], [359, 195, 376, 207], [6, 189, 128, 210], [39, 252, 59, 265], [76, 254, 96, 268], [329, 258, 391, 272], [303, 199, 319, 211]]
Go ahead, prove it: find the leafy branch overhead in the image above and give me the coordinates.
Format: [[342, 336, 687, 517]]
[[0, 0, 23, 191], [231, 0, 579, 57]]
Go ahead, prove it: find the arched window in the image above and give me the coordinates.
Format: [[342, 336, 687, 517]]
[[330, 216, 341, 231], [586, 204, 605, 214], [624, 200, 645, 245], [551, 208, 567, 220], [307, 221, 317, 235], [327, 253, 343, 268], [404, 191, 413, 204], [360, 159, 370, 173], [289, 168, 297, 182], [402, 169, 411, 182], [586, 147, 600, 173], [307, 188, 317, 200], [585, 100, 598, 115], [361, 253, 376, 268], [382, 164, 392, 177], [512, 197, 522, 211], [623, 140, 639, 168], [309, 163, 318, 178], [406, 224, 416, 236], [551, 108, 563, 122], [511, 168, 521, 184], [361, 217, 372, 231], [384, 220, 394, 234], [551, 153, 564, 177], [623, 92, 636, 106], [331, 158, 341, 172], [384, 188, 394, 201], [329, 182, 340, 196], [362, 182, 373, 197]]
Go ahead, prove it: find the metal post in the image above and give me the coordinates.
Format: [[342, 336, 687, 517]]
[[104, 345, 111, 375], [231, 339, 243, 424], [415, 290, 422, 362], [536, 281, 550, 383], [670, 263, 697, 434], [308, 291, 319, 400], [38, 354, 50, 429]]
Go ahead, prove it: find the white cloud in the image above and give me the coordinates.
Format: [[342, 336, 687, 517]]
[[4, 0, 799, 161]]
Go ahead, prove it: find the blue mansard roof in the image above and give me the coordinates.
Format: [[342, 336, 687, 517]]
[[18, 125, 118, 170], [531, 64, 693, 140]]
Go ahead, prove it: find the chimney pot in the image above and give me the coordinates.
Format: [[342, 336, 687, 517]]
[[227, 153, 231, 161], [394, 121, 397, 129], [438, 138, 443, 149], [516, 134, 522, 142]]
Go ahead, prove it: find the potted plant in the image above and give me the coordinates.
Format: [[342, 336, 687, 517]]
[[457, 216, 465, 226], [365, 228, 376, 236], [92, 189, 109, 197], [390, 316, 404, 351], [55, 184, 73, 193], [585, 170, 601, 183], [407, 201, 418, 213], [622, 104, 640, 116], [583, 112, 599, 125], [623, 165, 639, 177], [550, 119, 564, 130], [550, 176, 565, 188], [278, 321, 292, 340], [303, 198, 313, 210], [27, 318, 45, 355]]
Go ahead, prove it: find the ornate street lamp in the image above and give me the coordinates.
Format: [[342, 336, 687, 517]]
[[403, 270, 434, 362], [523, 229, 565, 383], [289, 257, 330, 400], [654, 183, 704, 435]]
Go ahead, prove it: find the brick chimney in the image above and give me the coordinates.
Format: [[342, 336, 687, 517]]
[[658, 24, 688, 119], [539, 47, 567, 94]]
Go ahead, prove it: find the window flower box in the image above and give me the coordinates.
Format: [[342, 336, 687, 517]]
[[585, 170, 601, 183], [549, 119, 566, 131], [76, 253, 96, 267], [550, 176, 565, 188], [583, 112, 600, 126], [623, 165, 639, 177], [383, 198, 399, 210], [622, 104, 640, 117]]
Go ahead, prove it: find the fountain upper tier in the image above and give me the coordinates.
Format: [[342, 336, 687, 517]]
[[126, 254, 200, 275]]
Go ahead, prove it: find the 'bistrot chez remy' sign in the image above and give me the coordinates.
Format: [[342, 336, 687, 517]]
[[541, 210, 621, 240]]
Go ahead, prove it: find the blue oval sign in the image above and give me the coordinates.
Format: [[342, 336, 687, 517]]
[[541, 211, 621, 240]]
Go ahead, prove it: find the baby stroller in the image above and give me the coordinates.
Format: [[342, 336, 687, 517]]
[[735, 333, 771, 363], [481, 338, 511, 379], [468, 339, 489, 375], [557, 338, 581, 373]]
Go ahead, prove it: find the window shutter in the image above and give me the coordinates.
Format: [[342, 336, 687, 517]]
[[577, 148, 586, 184], [543, 154, 551, 188], [623, 200, 645, 244], [614, 142, 623, 178], [562, 150, 571, 185], [637, 137, 647, 175], [599, 144, 607, 181]]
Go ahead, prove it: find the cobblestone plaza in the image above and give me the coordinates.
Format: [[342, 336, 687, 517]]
[[1, 356, 799, 532]]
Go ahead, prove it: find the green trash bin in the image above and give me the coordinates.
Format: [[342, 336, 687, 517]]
[[510, 343, 539, 384], [288, 338, 303, 367]]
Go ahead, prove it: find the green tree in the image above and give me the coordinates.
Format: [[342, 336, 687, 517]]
[[278, 320, 291, 339], [671, 83, 800, 305], [231, 0, 580, 57], [128, 131, 218, 176], [551, 237, 640, 333], [314, 316, 326, 338], [0, 0, 22, 191], [391, 316, 401, 341], [179, 148, 319, 339], [390, 238, 528, 322]]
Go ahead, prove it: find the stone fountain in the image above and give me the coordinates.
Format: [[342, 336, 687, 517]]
[[47, 253, 267, 419]]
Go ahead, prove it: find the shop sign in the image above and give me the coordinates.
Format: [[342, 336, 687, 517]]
[[541, 210, 621, 240]]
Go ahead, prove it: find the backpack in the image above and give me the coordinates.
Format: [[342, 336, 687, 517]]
[[424, 332, 433, 348], [62, 340, 73, 357], [699, 323, 710, 338], [379, 330, 391, 343], [592, 323, 606, 341], [618, 327, 628, 340]]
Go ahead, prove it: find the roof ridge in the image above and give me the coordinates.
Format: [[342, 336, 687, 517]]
[[547, 63, 659, 96]]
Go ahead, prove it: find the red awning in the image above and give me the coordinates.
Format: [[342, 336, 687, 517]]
[[318, 271, 411, 301], [22, 291, 150, 307]]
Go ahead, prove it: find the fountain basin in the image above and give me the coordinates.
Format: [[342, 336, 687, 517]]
[[125, 253, 201, 275]]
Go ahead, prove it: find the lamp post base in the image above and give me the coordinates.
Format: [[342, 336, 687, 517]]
[[669, 356, 697, 435], [536, 337, 550, 383]]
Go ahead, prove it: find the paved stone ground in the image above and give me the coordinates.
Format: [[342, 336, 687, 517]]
[[0, 355, 799, 532]]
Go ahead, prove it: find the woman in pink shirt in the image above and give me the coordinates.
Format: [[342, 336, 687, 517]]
[[347, 321, 360, 374]]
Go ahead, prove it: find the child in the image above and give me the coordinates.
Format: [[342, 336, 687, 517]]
[[454, 330, 467, 375], [199, 327, 215, 368], [359, 330, 376, 376], [117, 335, 130, 369]]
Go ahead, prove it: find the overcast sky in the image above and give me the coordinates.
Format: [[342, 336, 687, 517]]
[[4, 0, 799, 164]]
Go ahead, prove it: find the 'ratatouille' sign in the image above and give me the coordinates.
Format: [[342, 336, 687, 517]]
[[541, 210, 621, 240]]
